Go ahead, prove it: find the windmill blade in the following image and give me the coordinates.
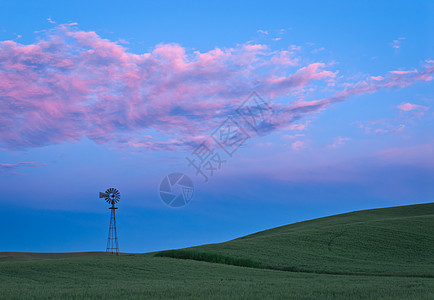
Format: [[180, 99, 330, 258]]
[[102, 187, 121, 204]]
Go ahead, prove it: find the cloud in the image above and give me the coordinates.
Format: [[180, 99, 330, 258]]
[[0, 24, 333, 151], [257, 30, 268, 35], [311, 47, 325, 53], [282, 133, 304, 140], [374, 124, 405, 134], [327, 136, 350, 148], [397, 102, 428, 112], [356, 118, 409, 135], [0, 162, 45, 172], [392, 37, 405, 49], [284, 123, 306, 130], [390, 69, 417, 75], [0, 24, 432, 152], [47, 17, 56, 24], [292, 140, 306, 151]]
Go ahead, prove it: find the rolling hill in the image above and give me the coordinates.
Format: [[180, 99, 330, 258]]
[[157, 202, 434, 277]]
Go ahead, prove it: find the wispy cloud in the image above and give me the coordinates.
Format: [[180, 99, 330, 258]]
[[397, 102, 428, 112], [327, 136, 350, 148], [0, 162, 45, 172], [392, 37, 405, 49], [311, 47, 325, 53], [374, 124, 406, 134], [356, 118, 408, 135], [292, 140, 306, 151], [390, 69, 417, 75]]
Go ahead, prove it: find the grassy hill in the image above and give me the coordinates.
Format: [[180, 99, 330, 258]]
[[0, 202, 433, 299], [157, 202, 434, 277]]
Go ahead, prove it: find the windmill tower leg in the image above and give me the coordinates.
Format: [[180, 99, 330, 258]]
[[106, 203, 119, 255]]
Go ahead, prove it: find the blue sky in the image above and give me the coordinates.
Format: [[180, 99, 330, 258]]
[[0, 0, 433, 252]]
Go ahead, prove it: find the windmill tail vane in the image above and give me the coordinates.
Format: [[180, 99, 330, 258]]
[[100, 188, 120, 255]]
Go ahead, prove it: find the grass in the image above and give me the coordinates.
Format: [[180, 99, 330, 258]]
[[0, 202, 433, 299], [0, 256, 433, 299], [155, 249, 262, 268], [0, 251, 108, 262]]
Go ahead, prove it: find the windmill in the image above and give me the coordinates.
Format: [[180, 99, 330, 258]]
[[100, 188, 120, 255]]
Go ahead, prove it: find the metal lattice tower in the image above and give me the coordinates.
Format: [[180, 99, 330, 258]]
[[99, 188, 120, 255]]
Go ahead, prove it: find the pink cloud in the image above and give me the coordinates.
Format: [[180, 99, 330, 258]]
[[374, 124, 405, 134], [269, 50, 298, 66], [327, 136, 350, 148], [397, 102, 428, 112], [292, 140, 306, 151], [264, 63, 433, 135], [282, 133, 304, 140], [285, 124, 306, 130], [259, 62, 337, 98], [0, 161, 45, 172], [392, 37, 405, 49], [243, 44, 268, 51], [0, 25, 336, 151], [390, 69, 417, 75], [0, 24, 432, 152]]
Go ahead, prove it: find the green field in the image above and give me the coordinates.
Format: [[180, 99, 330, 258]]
[[1, 203, 433, 299]]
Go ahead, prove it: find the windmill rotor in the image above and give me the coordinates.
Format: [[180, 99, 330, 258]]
[[102, 187, 120, 204]]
